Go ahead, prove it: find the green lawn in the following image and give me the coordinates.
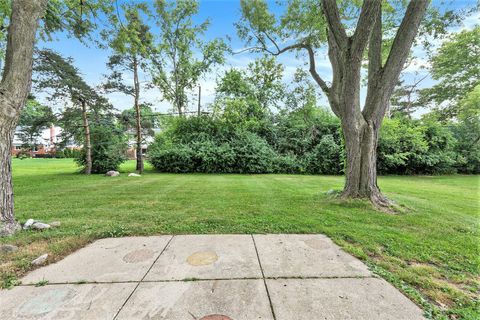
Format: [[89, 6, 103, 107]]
[[1, 158, 479, 319]]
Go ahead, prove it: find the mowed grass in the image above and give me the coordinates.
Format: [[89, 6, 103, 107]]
[[1, 158, 479, 319]]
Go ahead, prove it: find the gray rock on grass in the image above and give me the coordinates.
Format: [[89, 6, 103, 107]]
[[105, 170, 120, 177], [128, 173, 141, 177], [0, 244, 18, 253], [32, 253, 48, 266], [31, 222, 51, 230], [23, 219, 35, 230]]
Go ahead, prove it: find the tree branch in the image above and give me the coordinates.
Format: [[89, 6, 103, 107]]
[[304, 44, 330, 96], [326, 28, 342, 113], [351, 0, 382, 60], [234, 30, 332, 97], [381, 0, 430, 91], [363, 3, 383, 118], [321, 0, 348, 49], [368, 5, 383, 78], [270, 42, 331, 96], [363, 0, 430, 123]]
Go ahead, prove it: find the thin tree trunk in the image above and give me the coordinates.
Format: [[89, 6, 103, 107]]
[[176, 95, 184, 116], [0, 0, 46, 236], [133, 57, 143, 173], [197, 85, 201, 116], [81, 100, 92, 175]]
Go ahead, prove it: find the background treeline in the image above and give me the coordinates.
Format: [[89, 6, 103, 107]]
[[148, 104, 479, 175], [147, 46, 479, 175], [21, 21, 478, 176]]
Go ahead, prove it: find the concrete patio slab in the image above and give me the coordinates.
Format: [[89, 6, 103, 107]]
[[253, 234, 371, 278], [144, 235, 262, 281], [0, 283, 135, 320], [266, 278, 424, 320], [116, 279, 274, 320], [22, 236, 172, 284], [5, 235, 426, 319]]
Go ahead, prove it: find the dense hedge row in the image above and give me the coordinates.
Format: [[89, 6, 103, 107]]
[[149, 109, 479, 175]]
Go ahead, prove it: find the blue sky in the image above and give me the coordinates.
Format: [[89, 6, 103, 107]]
[[36, 0, 479, 115]]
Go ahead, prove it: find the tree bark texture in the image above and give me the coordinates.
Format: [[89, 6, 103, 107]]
[[81, 100, 92, 175], [0, 0, 47, 235]]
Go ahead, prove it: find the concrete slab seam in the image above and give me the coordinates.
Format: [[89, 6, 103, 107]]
[[251, 234, 277, 320], [17, 274, 376, 287], [112, 235, 175, 320]]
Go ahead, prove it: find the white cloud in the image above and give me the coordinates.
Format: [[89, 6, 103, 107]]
[[458, 10, 480, 31]]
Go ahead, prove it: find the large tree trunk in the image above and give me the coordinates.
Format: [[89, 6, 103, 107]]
[[133, 57, 143, 173], [341, 116, 391, 207], [81, 100, 92, 175], [0, 0, 46, 236], [0, 119, 20, 236], [318, 0, 429, 209]]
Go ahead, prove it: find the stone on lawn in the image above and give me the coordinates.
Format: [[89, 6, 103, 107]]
[[50, 221, 61, 227], [23, 219, 35, 230], [105, 170, 120, 177], [31, 222, 51, 230], [326, 189, 338, 196], [128, 173, 141, 177], [0, 244, 18, 253], [32, 254, 48, 266]]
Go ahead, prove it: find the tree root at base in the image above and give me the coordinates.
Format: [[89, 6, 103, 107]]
[[0, 220, 21, 237], [339, 190, 400, 214]]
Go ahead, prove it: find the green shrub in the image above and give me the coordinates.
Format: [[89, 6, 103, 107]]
[[272, 154, 303, 174], [75, 124, 127, 173], [149, 144, 196, 173], [304, 135, 343, 174], [191, 140, 236, 173], [453, 120, 480, 173], [16, 150, 31, 159], [165, 115, 233, 145], [63, 148, 81, 158], [55, 150, 65, 158], [377, 118, 428, 174], [149, 110, 472, 175], [150, 130, 277, 174], [378, 117, 457, 174], [274, 106, 341, 156], [452, 85, 480, 173], [229, 130, 276, 173]]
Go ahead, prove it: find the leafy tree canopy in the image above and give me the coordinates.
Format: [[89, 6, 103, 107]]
[[17, 98, 56, 150], [102, 2, 154, 97], [421, 26, 480, 119], [119, 104, 159, 138], [150, 0, 228, 115], [0, 0, 114, 63], [34, 49, 109, 110]]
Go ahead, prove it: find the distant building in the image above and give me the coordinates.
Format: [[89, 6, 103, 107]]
[[12, 125, 160, 159], [11, 125, 79, 157], [126, 128, 161, 160]]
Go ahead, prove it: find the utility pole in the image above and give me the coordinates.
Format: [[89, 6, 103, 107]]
[[197, 85, 201, 116]]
